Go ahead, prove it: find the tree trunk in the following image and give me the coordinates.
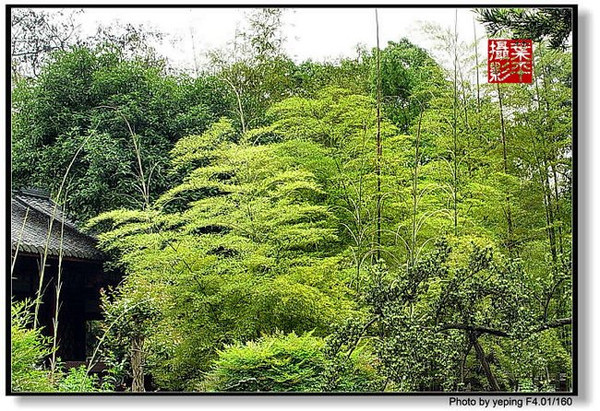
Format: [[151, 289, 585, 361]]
[[471, 333, 500, 391], [131, 335, 145, 392]]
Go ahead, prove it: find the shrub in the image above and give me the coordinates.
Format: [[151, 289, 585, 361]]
[[11, 300, 110, 393], [203, 331, 381, 392], [11, 301, 55, 392]]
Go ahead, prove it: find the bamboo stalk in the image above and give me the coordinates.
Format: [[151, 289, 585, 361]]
[[496, 83, 514, 249], [49, 193, 68, 381], [34, 141, 87, 328], [452, 9, 459, 236], [11, 207, 29, 276], [375, 8, 382, 261]]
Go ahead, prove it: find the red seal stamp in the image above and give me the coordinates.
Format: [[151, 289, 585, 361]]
[[488, 39, 533, 83]]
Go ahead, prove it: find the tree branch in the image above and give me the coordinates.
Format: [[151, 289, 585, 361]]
[[438, 317, 572, 338], [533, 317, 572, 333], [439, 323, 508, 337]]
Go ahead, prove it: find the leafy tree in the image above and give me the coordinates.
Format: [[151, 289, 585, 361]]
[[206, 8, 296, 133], [325, 33, 572, 392], [10, 7, 165, 79], [329, 238, 571, 392], [248, 87, 400, 276], [209, 56, 298, 133], [10, 8, 81, 78], [88, 117, 358, 390], [292, 52, 371, 98], [90, 21, 165, 65], [375, 39, 446, 132], [476, 8, 572, 50], [240, 8, 287, 61], [11, 45, 224, 222]]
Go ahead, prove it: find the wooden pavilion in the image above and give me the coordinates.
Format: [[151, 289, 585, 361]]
[[11, 188, 119, 363]]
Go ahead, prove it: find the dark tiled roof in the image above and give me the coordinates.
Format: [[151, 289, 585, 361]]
[[11, 191, 104, 261]]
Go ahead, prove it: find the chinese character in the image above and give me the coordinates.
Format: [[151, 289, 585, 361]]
[[490, 40, 510, 60]]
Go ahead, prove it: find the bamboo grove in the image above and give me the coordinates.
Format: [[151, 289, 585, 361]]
[[10, 8, 573, 392]]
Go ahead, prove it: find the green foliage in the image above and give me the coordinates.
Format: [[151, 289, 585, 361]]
[[376, 39, 446, 132], [203, 331, 380, 392], [11, 45, 225, 222], [204, 332, 326, 392], [476, 8, 572, 50], [292, 57, 371, 97], [58, 366, 104, 393], [169, 117, 238, 178], [88, 110, 365, 389], [11, 300, 109, 393], [493, 330, 571, 392], [11, 301, 55, 392], [345, 234, 571, 392]]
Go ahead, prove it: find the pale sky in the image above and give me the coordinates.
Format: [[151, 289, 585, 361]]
[[49, 7, 489, 73]]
